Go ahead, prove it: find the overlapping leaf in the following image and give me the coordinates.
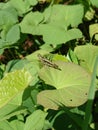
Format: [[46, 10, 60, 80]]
[[20, 4, 83, 45]]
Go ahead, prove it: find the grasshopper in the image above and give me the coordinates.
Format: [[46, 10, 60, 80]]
[[37, 54, 61, 70]]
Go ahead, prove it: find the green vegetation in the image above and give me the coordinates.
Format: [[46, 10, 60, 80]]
[[0, 0, 98, 129]]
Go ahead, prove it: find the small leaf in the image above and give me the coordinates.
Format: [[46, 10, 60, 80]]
[[74, 45, 98, 73], [24, 110, 47, 130], [10, 0, 38, 15], [89, 23, 98, 39], [6, 24, 20, 43], [0, 69, 32, 108], [95, 33, 98, 40], [10, 120, 24, 130], [20, 12, 44, 35], [68, 49, 78, 64], [90, 0, 98, 7]]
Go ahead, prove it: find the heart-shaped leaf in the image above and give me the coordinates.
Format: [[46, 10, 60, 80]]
[[37, 62, 91, 109]]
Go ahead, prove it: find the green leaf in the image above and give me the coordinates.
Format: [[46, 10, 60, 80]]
[[37, 62, 91, 109], [85, 7, 95, 21], [6, 24, 20, 43], [20, 12, 44, 34], [23, 60, 40, 86], [5, 59, 29, 73], [95, 33, 98, 40], [74, 45, 98, 73], [26, 50, 49, 61], [47, 4, 84, 27], [24, 50, 50, 85], [40, 44, 54, 52], [39, 24, 82, 45], [24, 110, 47, 130], [0, 102, 26, 121], [20, 4, 83, 45], [0, 120, 13, 130], [10, 120, 24, 130], [89, 23, 98, 39], [0, 69, 32, 108], [52, 54, 68, 62], [28, 0, 38, 6], [0, 39, 6, 49], [0, 7, 18, 42], [90, 0, 98, 7], [68, 49, 79, 64], [0, 7, 18, 30], [10, 0, 38, 16]]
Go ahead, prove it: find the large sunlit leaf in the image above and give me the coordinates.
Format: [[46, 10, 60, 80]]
[[0, 69, 32, 108], [24, 110, 47, 130], [37, 62, 91, 109]]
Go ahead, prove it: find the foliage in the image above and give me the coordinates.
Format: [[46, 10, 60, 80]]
[[0, 0, 98, 130]]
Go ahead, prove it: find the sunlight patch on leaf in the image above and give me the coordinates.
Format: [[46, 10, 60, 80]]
[[0, 69, 32, 108]]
